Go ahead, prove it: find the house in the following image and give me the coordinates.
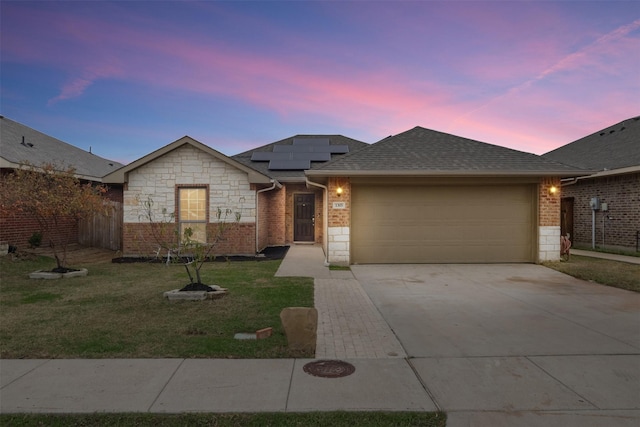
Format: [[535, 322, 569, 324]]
[[102, 135, 367, 256], [106, 126, 586, 264], [542, 116, 640, 251], [306, 126, 586, 265], [0, 116, 124, 249]]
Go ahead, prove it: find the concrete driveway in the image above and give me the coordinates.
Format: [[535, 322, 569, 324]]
[[352, 264, 640, 426]]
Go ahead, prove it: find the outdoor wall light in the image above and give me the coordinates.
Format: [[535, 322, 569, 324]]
[[549, 185, 558, 195], [336, 186, 343, 196]]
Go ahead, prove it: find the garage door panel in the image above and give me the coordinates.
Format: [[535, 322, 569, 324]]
[[352, 184, 535, 263]]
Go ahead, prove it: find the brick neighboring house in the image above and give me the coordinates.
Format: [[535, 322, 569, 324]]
[[543, 116, 640, 252], [306, 127, 587, 265], [102, 135, 367, 256], [0, 116, 123, 249]]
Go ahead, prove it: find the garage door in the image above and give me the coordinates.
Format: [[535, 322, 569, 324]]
[[351, 184, 535, 263]]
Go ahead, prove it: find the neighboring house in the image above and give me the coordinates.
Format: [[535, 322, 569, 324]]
[[0, 116, 124, 249], [102, 135, 367, 256], [542, 116, 640, 251], [106, 126, 586, 264], [306, 126, 586, 265]]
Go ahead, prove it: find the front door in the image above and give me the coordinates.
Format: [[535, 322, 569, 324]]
[[294, 194, 315, 242]]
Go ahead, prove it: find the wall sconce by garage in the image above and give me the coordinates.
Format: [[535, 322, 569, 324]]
[[336, 186, 343, 197], [549, 185, 558, 195]]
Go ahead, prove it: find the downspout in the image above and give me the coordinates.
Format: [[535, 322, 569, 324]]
[[256, 180, 281, 254], [305, 177, 329, 266]]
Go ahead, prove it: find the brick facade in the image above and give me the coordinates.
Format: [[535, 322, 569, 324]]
[[538, 177, 562, 261], [0, 214, 77, 250], [326, 177, 350, 264], [561, 172, 639, 250]]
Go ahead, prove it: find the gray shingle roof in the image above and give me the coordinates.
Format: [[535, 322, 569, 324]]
[[542, 116, 640, 171], [307, 126, 585, 177], [0, 116, 123, 180], [232, 135, 369, 182]]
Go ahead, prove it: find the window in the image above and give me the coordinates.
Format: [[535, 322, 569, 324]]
[[178, 187, 207, 243]]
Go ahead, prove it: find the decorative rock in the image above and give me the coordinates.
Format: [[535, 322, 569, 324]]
[[163, 287, 228, 301], [29, 268, 88, 279], [280, 307, 318, 353]]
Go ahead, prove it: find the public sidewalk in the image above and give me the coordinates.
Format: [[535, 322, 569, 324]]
[[571, 248, 640, 264]]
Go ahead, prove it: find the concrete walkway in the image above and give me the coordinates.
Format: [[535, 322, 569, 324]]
[[276, 244, 406, 359]]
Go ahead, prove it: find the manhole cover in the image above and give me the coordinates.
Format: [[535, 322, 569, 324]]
[[303, 360, 356, 378]]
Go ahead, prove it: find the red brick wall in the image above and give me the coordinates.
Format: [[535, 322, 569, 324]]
[[561, 172, 639, 249], [123, 221, 256, 256], [328, 177, 350, 227], [539, 177, 561, 227], [265, 187, 286, 247], [0, 214, 78, 249]]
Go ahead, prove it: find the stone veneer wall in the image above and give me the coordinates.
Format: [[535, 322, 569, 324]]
[[122, 144, 257, 256], [538, 177, 562, 262]]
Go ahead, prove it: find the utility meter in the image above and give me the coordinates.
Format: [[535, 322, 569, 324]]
[[589, 197, 600, 210]]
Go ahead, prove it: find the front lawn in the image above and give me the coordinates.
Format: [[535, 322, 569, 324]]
[[544, 255, 640, 292], [0, 255, 314, 358]]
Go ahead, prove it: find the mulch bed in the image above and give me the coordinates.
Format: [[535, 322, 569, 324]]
[[112, 245, 289, 264]]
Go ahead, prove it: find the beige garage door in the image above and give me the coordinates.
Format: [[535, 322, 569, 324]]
[[351, 184, 535, 263]]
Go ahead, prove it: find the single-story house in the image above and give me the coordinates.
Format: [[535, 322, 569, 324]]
[[0, 116, 123, 248], [102, 134, 367, 256], [104, 126, 586, 264], [542, 116, 640, 251]]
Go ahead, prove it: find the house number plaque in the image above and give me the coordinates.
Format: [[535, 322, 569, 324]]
[[332, 202, 346, 209]]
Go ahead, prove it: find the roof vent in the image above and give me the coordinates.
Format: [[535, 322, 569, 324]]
[[20, 136, 34, 148], [599, 132, 605, 136], [609, 130, 615, 134]]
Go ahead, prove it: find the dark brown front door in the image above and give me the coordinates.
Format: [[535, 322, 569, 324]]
[[561, 197, 574, 240], [294, 194, 315, 242]]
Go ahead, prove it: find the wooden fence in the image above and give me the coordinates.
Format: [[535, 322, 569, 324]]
[[78, 201, 122, 250]]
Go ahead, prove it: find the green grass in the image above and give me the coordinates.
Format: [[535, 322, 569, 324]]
[[1, 413, 446, 427], [0, 255, 314, 359], [544, 255, 640, 292]]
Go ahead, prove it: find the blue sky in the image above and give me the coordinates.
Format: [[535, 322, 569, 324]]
[[2, 1, 639, 164]]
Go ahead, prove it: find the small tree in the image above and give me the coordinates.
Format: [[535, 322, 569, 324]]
[[0, 162, 107, 271], [137, 196, 241, 290]]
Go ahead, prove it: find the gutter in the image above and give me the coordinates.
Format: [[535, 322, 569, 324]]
[[305, 177, 329, 266], [305, 169, 591, 178], [561, 165, 640, 187], [255, 180, 282, 254]]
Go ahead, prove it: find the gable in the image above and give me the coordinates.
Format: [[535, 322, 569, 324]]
[[104, 136, 272, 185]]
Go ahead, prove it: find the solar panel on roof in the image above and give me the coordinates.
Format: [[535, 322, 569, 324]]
[[252, 151, 331, 162], [268, 159, 311, 170], [293, 138, 330, 145], [251, 136, 350, 170]]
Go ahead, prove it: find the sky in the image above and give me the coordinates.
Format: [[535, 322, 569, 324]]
[[1, 1, 639, 165]]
